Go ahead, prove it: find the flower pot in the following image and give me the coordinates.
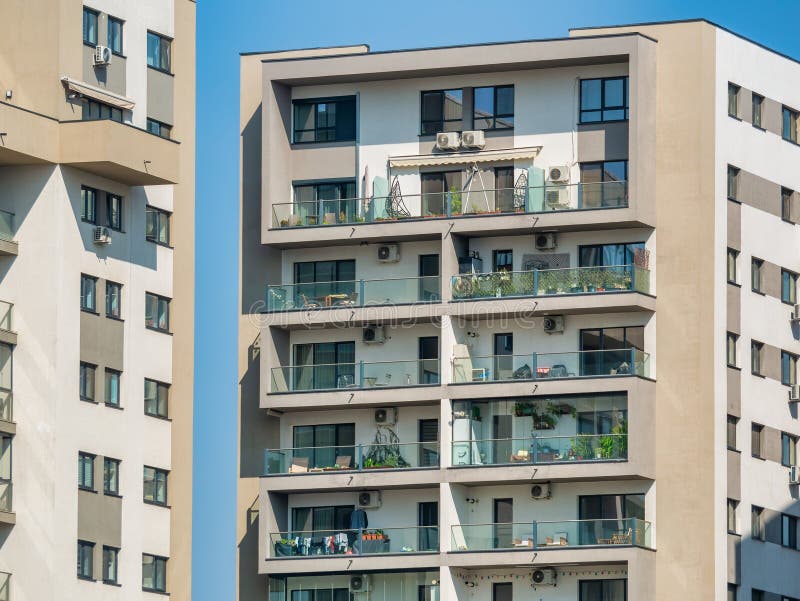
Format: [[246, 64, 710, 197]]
[[274, 542, 296, 557]]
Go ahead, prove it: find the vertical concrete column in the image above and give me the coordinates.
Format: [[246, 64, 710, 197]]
[[440, 397, 452, 469], [441, 232, 469, 301], [261, 326, 290, 395], [440, 315, 455, 387]]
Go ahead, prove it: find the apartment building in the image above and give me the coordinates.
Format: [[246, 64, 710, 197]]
[[238, 20, 800, 601], [0, 1, 195, 600]]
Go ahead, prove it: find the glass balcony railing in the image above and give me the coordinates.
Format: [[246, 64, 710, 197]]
[[0, 389, 11, 423], [0, 479, 11, 513], [0, 211, 13, 242], [452, 349, 650, 383], [266, 277, 441, 312], [0, 571, 8, 601], [265, 441, 441, 475], [451, 518, 651, 551], [270, 359, 440, 393], [272, 181, 628, 228], [269, 526, 439, 558], [451, 265, 650, 300], [451, 434, 627, 467], [0, 302, 12, 332]]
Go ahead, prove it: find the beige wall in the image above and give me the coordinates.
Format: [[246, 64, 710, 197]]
[[147, 68, 175, 126]]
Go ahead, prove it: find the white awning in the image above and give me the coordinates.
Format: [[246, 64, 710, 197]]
[[60, 77, 136, 110], [389, 146, 542, 169]]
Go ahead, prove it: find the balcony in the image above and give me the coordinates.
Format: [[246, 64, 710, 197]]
[[451, 265, 650, 301], [0, 572, 8, 601], [272, 181, 628, 229], [451, 518, 652, 552], [0, 211, 17, 257], [452, 349, 651, 384], [266, 276, 441, 312], [0, 479, 12, 525], [268, 525, 439, 558], [270, 359, 440, 393], [0, 301, 15, 346]]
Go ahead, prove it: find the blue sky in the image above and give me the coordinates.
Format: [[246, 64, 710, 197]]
[[193, 1, 800, 598]]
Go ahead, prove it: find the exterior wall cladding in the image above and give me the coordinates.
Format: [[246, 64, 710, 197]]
[[239, 20, 800, 601], [0, 1, 195, 600]]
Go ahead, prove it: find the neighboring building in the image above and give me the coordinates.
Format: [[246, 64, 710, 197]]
[[238, 20, 800, 601], [0, 1, 195, 600]]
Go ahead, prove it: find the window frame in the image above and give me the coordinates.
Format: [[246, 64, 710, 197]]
[[103, 457, 121, 496], [80, 274, 98, 312], [782, 187, 794, 223], [292, 96, 357, 144], [751, 505, 764, 541], [751, 258, 763, 293], [752, 93, 764, 128], [81, 99, 123, 123], [727, 332, 739, 368], [727, 498, 738, 534], [144, 378, 170, 419], [142, 553, 168, 593], [727, 415, 738, 451], [107, 16, 124, 56], [751, 340, 764, 376], [782, 269, 798, 305], [105, 280, 122, 319], [782, 432, 798, 467], [144, 292, 171, 333], [578, 578, 628, 601], [79, 361, 97, 402], [145, 205, 171, 246], [579, 76, 629, 124], [420, 89, 464, 135], [77, 540, 95, 580], [783, 106, 799, 144], [102, 545, 119, 585], [146, 30, 172, 74], [781, 513, 797, 549], [751, 423, 764, 459], [104, 368, 121, 408], [146, 118, 172, 140], [143, 465, 168, 506], [728, 83, 740, 118], [782, 350, 798, 387], [727, 248, 739, 284], [81, 186, 97, 224], [472, 85, 515, 131], [106, 193, 123, 231], [78, 452, 96, 491], [82, 7, 98, 46], [727, 166, 740, 201]]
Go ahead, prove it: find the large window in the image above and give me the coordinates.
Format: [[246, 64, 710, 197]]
[[579, 76, 629, 123], [78, 452, 95, 490], [292, 97, 356, 143], [579, 241, 643, 268], [102, 546, 119, 585], [579, 579, 627, 601], [579, 161, 628, 208], [492, 582, 513, 601], [751, 258, 763, 292], [420, 89, 463, 134], [420, 171, 461, 216], [751, 341, 763, 376], [781, 514, 797, 549], [751, 505, 764, 540], [82, 7, 98, 45], [147, 31, 171, 72], [292, 423, 355, 470], [143, 466, 168, 506], [106, 281, 121, 319], [752, 423, 764, 459], [727, 249, 739, 284], [81, 186, 97, 224], [578, 494, 644, 545], [782, 269, 798, 304], [145, 206, 171, 245], [106, 194, 122, 231], [579, 326, 644, 377], [142, 554, 167, 593], [782, 432, 797, 467], [292, 341, 355, 390], [107, 16, 123, 55], [145, 292, 170, 332], [291, 505, 354, 534], [147, 118, 172, 140], [293, 259, 356, 306], [752, 93, 764, 128], [728, 83, 740, 118], [104, 368, 121, 407], [104, 457, 120, 495], [77, 540, 95, 580], [80, 362, 96, 402], [782, 351, 798, 386], [782, 188, 794, 223], [473, 85, 514, 130], [783, 106, 799, 143], [144, 378, 169, 418], [291, 590, 349, 601], [80, 274, 97, 312], [82, 99, 122, 123], [292, 181, 357, 225], [492, 250, 513, 272]]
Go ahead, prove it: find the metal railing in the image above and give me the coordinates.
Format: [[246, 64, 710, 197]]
[[270, 359, 440, 393], [451, 265, 650, 300], [272, 181, 628, 228], [451, 434, 627, 466], [451, 518, 651, 551], [265, 441, 440, 475], [0, 302, 12, 332], [269, 526, 439, 558], [452, 349, 650, 383], [266, 276, 441, 312], [0, 211, 13, 242]]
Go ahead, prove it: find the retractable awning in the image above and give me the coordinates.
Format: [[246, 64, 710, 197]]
[[389, 146, 542, 169], [60, 77, 136, 110]]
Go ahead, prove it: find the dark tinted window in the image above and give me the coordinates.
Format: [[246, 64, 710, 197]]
[[293, 97, 356, 143]]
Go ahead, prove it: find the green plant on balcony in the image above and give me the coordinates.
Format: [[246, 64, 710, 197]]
[[514, 401, 534, 417], [569, 434, 596, 460], [448, 186, 463, 215], [598, 420, 628, 459], [537, 270, 560, 294]]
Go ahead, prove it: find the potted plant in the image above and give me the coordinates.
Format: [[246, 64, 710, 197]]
[[599, 420, 628, 459], [514, 402, 534, 417], [279, 219, 289, 227], [274, 538, 297, 557], [569, 434, 595, 460], [538, 270, 559, 295], [532, 411, 557, 430]]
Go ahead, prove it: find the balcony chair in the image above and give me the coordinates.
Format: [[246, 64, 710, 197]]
[[298, 293, 320, 309], [335, 291, 358, 306], [611, 528, 632, 544], [334, 455, 352, 469]]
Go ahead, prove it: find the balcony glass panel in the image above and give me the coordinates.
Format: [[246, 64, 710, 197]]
[[0, 211, 13, 242], [0, 302, 12, 332], [0, 572, 8, 601], [265, 441, 440, 474], [452, 434, 626, 466], [271, 359, 441, 392], [269, 526, 439, 557]]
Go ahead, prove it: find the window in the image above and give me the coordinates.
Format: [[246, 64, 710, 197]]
[[782, 269, 798, 304], [102, 546, 119, 584], [103, 457, 120, 495], [106, 281, 121, 319], [752, 93, 764, 128], [782, 351, 798, 386], [728, 584, 737, 601], [727, 498, 738, 533], [727, 166, 740, 200], [77, 540, 95, 580], [142, 554, 167, 593], [751, 341, 763, 375], [292, 341, 355, 390], [145, 293, 170, 332], [292, 97, 356, 143], [753, 590, 765, 601], [578, 240, 642, 268], [82, 7, 98, 45], [292, 423, 355, 470], [579, 579, 627, 601], [579, 161, 629, 208], [145, 206, 170, 245], [143, 466, 168, 505], [79, 362, 96, 402], [420, 89, 463, 135], [292, 181, 358, 225], [579, 76, 629, 123], [78, 452, 95, 490], [782, 432, 798, 467], [782, 188, 794, 223], [104, 368, 121, 407], [146, 31, 171, 72], [106, 194, 122, 231], [727, 415, 738, 451], [492, 582, 512, 601], [728, 83, 740, 118], [81, 186, 97, 224], [727, 249, 739, 284], [292, 505, 355, 533], [420, 171, 461, 216], [783, 106, 799, 143], [146, 118, 172, 139], [727, 332, 738, 367], [291, 590, 350, 601], [752, 423, 764, 459], [144, 379, 169, 418], [82, 99, 122, 123], [751, 258, 763, 292], [752, 506, 764, 541], [781, 513, 797, 549], [80, 274, 97, 312], [107, 16, 123, 55], [492, 250, 513, 272], [473, 85, 514, 130]]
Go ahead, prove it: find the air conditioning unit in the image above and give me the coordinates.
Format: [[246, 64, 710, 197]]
[[93, 226, 112, 245], [545, 187, 569, 210], [375, 407, 397, 425], [792, 305, 800, 323], [790, 385, 800, 402], [461, 130, 485, 149], [547, 165, 570, 183], [532, 568, 557, 586], [535, 232, 557, 250], [362, 325, 386, 345], [357, 491, 381, 509], [93, 45, 112, 65], [531, 482, 552, 500], [543, 315, 565, 334], [435, 131, 460, 151], [377, 244, 400, 263], [791, 466, 800, 485], [350, 575, 371, 593]]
